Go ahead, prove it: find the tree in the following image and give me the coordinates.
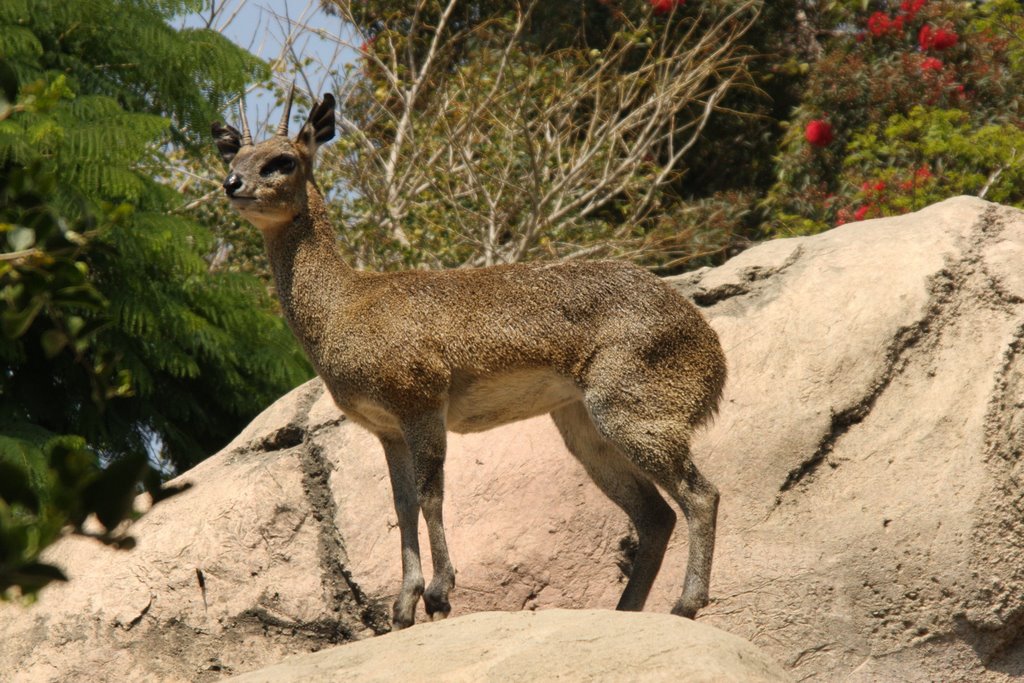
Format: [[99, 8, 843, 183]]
[[765, 0, 1024, 233], [0, 0, 313, 597], [297, 0, 759, 270], [193, 1, 1024, 278], [0, 63, 187, 599], [1, 0, 313, 473]]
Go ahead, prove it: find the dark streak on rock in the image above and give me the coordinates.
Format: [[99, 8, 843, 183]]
[[257, 425, 305, 452], [983, 322, 1024, 465], [778, 297, 942, 495], [248, 379, 391, 638], [294, 381, 391, 634], [689, 245, 804, 308], [692, 282, 750, 307], [299, 441, 391, 636], [121, 595, 153, 631], [615, 532, 638, 581], [778, 208, 1009, 498], [237, 606, 355, 644]]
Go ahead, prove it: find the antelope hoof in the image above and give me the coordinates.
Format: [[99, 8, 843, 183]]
[[392, 598, 417, 630], [671, 595, 707, 619], [424, 594, 451, 621]]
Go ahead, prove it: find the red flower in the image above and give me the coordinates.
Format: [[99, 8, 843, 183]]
[[901, 166, 933, 191], [918, 24, 932, 49], [920, 24, 958, 50], [874, 181, 886, 192], [900, 0, 926, 18], [868, 11, 906, 36], [932, 28, 958, 50], [854, 205, 871, 221], [867, 12, 891, 37], [804, 119, 834, 147], [650, 0, 684, 14], [920, 57, 943, 72]]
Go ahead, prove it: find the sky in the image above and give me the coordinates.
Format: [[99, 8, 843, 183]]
[[180, 0, 358, 134]]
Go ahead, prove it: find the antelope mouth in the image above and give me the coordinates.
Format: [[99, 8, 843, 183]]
[[228, 196, 259, 209]]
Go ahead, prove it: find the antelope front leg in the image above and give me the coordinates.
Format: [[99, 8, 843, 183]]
[[380, 436, 424, 629], [403, 412, 456, 620]]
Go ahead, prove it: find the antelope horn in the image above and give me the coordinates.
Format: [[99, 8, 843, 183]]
[[276, 82, 296, 136], [237, 98, 253, 146]]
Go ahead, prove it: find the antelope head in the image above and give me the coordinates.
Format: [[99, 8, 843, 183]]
[[212, 87, 336, 232]]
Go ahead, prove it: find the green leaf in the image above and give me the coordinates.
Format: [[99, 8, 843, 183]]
[[39, 328, 67, 358], [1, 298, 44, 339], [7, 226, 35, 251], [0, 461, 39, 511]]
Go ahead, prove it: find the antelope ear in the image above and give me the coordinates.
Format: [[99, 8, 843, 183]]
[[212, 122, 242, 164], [296, 93, 336, 152]]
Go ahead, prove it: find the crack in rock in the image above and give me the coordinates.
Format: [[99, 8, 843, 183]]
[[236, 606, 356, 644], [249, 378, 391, 638], [299, 441, 391, 636], [257, 425, 305, 452], [776, 269, 955, 498], [983, 321, 1024, 466], [778, 208, 1009, 498], [688, 244, 804, 307], [116, 594, 153, 632], [692, 282, 750, 307], [959, 311, 1024, 662]]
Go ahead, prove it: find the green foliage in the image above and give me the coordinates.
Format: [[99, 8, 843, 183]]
[[841, 107, 1024, 220], [0, 0, 314, 598], [0, 0, 317, 596], [0, 2, 312, 474], [0, 146, 194, 601], [765, 0, 1024, 235], [0, 424, 183, 601], [1, 0, 258, 147]]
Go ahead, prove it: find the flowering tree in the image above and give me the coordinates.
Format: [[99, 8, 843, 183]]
[[766, 0, 1024, 234]]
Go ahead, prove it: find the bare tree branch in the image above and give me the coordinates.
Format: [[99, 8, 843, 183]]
[[321, 0, 757, 268]]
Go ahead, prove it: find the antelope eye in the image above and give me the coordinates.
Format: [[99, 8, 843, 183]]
[[260, 155, 297, 176]]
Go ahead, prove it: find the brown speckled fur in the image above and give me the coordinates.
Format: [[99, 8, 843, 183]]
[[213, 94, 727, 628]]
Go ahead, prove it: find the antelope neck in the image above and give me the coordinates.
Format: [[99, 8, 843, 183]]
[[264, 182, 354, 347]]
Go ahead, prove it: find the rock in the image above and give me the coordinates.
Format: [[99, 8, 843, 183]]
[[229, 609, 793, 683], [2, 196, 1022, 681]]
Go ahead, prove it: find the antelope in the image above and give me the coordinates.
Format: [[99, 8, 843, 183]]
[[212, 90, 727, 629]]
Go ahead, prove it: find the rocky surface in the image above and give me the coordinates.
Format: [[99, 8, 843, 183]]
[[230, 609, 793, 683], [1, 196, 1022, 681]]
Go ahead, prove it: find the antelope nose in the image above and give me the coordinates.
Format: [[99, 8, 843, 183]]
[[222, 173, 243, 197]]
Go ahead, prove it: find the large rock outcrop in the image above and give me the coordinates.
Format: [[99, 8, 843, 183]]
[[1, 196, 1022, 681], [230, 610, 792, 683]]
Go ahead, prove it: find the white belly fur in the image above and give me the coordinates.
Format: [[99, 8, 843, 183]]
[[447, 368, 581, 433]]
